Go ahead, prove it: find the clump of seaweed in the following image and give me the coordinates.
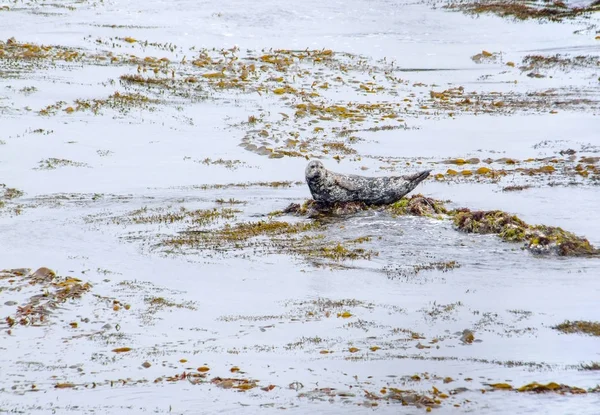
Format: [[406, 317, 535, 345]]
[[207, 220, 317, 243], [579, 362, 600, 371], [39, 92, 157, 116], [553, 320, 600, 336], [471, 50, 500, 64], [502, 185, 532, 192], [2, 267, 92, 327], [414, 261, 460, 273], [521, 54, 600, 72], [363, 387, 440, 409], [384, 260, 461, 281], [114, 206, 239, 226], [161, 218, 376, 263], [304, 243, 376, 261], [145, 296, 196, 311], [453, 209, 599, 256], [0, 184, 23, 206], [486, 381, 592, 394], [35, 158, 90, 170], [446, 0, 600, 22], [0, 37, 84, 62]]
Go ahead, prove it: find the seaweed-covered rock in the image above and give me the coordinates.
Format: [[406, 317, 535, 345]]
[[453, 209, 527, 235], [283, 199, 370, 218], [453, 209, 599, 257], [283, 194, 448, 219], [526, 225, 599, 257], [387, 194, 448, 216]]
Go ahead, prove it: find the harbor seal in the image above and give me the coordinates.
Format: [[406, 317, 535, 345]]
[[305, 161, 430, 205]]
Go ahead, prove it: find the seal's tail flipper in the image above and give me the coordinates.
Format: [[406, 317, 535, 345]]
[[403, 170, 431, 186], [398, 170, 431, 193]]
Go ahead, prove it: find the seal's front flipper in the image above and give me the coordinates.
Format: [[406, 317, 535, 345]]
[[334, 176, 359, 192]]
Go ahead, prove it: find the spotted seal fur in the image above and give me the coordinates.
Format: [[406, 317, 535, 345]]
[[305, 160, 430, 205]]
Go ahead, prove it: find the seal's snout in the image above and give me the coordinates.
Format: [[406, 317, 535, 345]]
[[305, 160, 324, 180]]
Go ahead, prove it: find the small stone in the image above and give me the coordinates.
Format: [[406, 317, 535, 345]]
[[460, 329, 475, 344], [289, 381, 304, 391]]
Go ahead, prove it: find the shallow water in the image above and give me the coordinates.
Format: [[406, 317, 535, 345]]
[[1, 0, 600, 413]]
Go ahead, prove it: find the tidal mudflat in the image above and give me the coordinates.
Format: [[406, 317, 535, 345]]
[[1, 0, 599, 413]]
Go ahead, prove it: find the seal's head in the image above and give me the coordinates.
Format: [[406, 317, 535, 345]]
[[305, 160, 325, 181]]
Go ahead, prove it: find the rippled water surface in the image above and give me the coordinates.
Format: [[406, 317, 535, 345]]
[[1, 0, 599, 413]]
